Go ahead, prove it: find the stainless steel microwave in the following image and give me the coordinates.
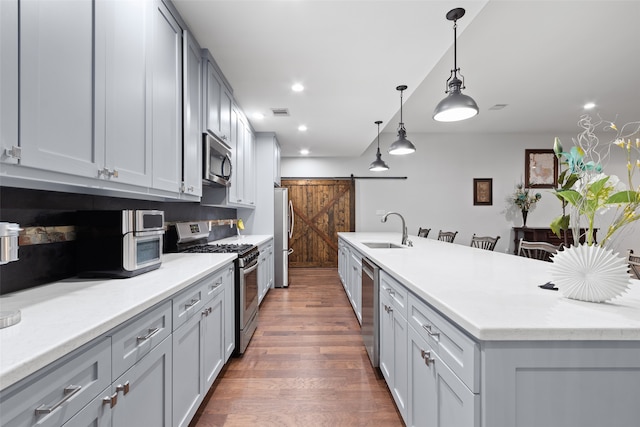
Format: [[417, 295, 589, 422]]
[[76, 210, 165, 278], [203, 133, 232, 186]]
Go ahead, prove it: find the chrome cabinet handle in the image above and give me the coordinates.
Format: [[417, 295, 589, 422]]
[[384, 304, 393, 313], [35, 385, 82, 414], [386, 288, 395, 297], [116, 381, 130, 395], [422, 324, 440, 339], [210, 282, 222, 291], [201, 307, 212, 316], [102, 393, 118, 408], [420, 349, 435, 366], [136, 327, 160, 343], [185, 298, 200, 310]]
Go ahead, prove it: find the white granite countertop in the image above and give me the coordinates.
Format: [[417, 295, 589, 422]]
[[339, 232, 640, 342], [0, 252, 236, 391]]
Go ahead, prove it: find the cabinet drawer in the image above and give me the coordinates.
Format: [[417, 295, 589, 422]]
[[408, 294, 479, 393], [110, 300, 172, 381], [203, 269, 226, 303], [380, 271, 408, 318], [173, 278, 208, 331], [61, 386, 112, 427], [0, 337, 111, 427]]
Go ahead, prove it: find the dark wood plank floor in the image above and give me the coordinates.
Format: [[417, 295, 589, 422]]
[[190, 268, 403, 427]]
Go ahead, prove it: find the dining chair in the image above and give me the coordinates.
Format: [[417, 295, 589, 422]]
[[518, 239, 563, 262], [628, 249, 640, 279], [470, 234, 500, 251], [437, 230, 458, 243], [418, 227, 430, 238]]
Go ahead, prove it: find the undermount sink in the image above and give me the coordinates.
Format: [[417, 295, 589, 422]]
[[362, 242, 404, 249]]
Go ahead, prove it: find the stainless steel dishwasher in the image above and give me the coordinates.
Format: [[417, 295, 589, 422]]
[[361, 257, 379, 368]]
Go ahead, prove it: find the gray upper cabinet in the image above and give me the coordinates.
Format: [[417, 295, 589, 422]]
[[151, 0, 183, 193], [95, 0, 152, 187], [182, 30, 203, 198], [204, 58, 233, 144], [18, 0, 98, 177], [0, 0, 18, 165]]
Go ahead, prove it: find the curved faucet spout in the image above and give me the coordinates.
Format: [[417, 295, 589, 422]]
[[381, 211, 408, 245]]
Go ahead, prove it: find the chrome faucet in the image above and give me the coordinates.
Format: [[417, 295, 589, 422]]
[[381, 212, 410, 246]]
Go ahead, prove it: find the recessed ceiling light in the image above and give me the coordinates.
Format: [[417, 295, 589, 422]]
[[291, 83, 304, 92], [299, 149, 310, 155], [252, 112, 265, 120], [298, 125, 307, 132], [584, 102, 596, 110]]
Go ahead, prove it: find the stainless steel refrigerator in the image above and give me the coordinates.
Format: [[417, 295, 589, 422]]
[[274, 188, 293, 287]]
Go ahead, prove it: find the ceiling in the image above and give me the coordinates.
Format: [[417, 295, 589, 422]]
[[173, 0, 640, 158]]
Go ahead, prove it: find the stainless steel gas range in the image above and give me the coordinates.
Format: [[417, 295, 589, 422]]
[[168, 221, 259, 355]]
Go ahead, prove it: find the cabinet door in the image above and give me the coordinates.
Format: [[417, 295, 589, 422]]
[[182, 30, 202, 197], [203, 290, 225, 391], [0, 0, 18, 164], [258, 250, 267, 304], [95, 0, 151, 187], [172, 310, 204, 427], [19, 0, 99, 177], [243, 124, 255, 206], [223, 265, 235, 361], [151, 0, 182, 193], [220, 87, 232, 143], [205, 62, 221, 137], [379, 293, 394, 384], [407, 327, 478, 427], [112, 336, 172, 427]]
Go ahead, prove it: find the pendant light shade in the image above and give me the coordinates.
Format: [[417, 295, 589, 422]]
[[369, 120, 389, 171], [389, 85, 416, 155], [433, 8, 479, 122]]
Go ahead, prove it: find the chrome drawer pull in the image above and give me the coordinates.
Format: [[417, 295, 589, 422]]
[[136, 327, 160, 343], [35, 385, 82, 414], [185, 298, 200, 310], [423, 324, 440, 339], [384, 304, 393, 313], [210, 282, 222, 291], [102, 393, 118, 408], [116, 381, 130, 395]]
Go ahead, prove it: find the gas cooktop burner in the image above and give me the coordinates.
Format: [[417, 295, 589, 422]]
[[180, 243, 255, 255]]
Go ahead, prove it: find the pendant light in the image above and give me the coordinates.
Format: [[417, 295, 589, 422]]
[[369, 120, 389, 171], [433, 8, 479, 122], [389, 85, 416, 155]]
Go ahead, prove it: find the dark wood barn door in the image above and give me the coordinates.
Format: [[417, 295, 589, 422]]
[[282, 179, 355, 268]]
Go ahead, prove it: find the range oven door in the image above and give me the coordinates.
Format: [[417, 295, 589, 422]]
[[238, 257, 259, 354]]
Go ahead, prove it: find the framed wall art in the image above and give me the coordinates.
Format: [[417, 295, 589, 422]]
[[473, 178, 493, 206], [525, 149, 558, 188]]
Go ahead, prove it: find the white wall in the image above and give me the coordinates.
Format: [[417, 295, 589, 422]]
[[281, 131, 638, 255]]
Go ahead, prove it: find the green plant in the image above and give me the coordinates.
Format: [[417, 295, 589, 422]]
[[551, 115, 640, 247], [512, 183, 541, 211]]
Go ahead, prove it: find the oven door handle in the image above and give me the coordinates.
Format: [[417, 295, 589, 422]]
[[243, 260, 259, 275]]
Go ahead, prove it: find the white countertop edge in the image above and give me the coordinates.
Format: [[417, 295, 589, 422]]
[[213, 234, 273, 247], [0, 252, 236, 390]]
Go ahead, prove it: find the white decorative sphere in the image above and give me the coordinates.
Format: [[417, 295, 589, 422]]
[[549, 244, 631, 303]]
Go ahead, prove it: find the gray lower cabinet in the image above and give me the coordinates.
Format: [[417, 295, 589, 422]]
[[0, 263, 235, 427], [257, 239, 274, 304], [223, 265, 236, 361], [407, 327, 478, 427], [111, 336, 172, 427], [172, 272, 226, 427], [0, 338, 111, 427], [379, 272, 408, 423]]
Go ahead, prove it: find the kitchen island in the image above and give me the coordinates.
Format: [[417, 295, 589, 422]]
[[339, 232, 640, 427]]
